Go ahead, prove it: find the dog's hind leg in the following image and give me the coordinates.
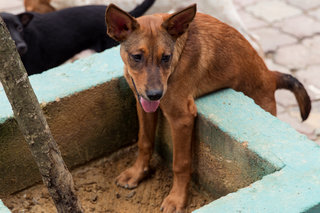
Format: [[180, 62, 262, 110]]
[[115, 102, 158, 189], [160, 95, 197, 212]]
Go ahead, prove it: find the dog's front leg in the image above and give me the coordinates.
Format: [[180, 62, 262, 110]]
[[161, 96, 197, 213], [116, 101, 158, 189]]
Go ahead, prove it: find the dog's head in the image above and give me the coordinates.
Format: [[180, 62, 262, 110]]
[[24, 0, 55, 13], [105, 4, 196, 113], [0, 12, 33, 55]]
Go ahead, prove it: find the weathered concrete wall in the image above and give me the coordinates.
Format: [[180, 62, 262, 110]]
[[194, 90, 320, 213], [0, 200, 10, 213], [156, 109, 279, 199], [0, 47, 138, 196], [0, 79, 137, 196]]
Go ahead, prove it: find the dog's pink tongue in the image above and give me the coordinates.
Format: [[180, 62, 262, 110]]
[[140, 97, 160, 113]]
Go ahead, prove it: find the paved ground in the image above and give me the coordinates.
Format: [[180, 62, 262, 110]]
[[0, 0, 319, 144]]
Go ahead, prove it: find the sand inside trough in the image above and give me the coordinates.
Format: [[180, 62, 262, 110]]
[[3, 145, 215, 213]]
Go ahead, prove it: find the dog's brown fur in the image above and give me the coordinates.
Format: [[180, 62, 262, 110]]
[[105, 4, 311, 213], [24, 0, 55, 13]]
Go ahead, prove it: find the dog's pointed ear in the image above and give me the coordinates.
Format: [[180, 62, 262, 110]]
[[162, 4, 197, 39], [18, 12, 34, 27], [105, 4, 139, 42]]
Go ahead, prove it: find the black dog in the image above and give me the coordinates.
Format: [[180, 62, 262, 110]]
[[0, 0, 155, 75]]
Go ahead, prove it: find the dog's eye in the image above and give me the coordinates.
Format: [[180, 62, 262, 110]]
[[131, 54, 142, 62], [161, 54, 171, 63], [17, 26, 23, 32], [14, 24, 23, 32]]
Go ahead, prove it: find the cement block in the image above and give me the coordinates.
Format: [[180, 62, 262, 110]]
[[0, 200, 10, 213], [155, 93, 279, 198], [0, 47, 138, 196], [193, 90, 320, 213]]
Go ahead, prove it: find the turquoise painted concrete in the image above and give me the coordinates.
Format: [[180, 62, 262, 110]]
[[0, 200, 10, 213], [194, 89, 320, 213], [0, 46, 123, 124]]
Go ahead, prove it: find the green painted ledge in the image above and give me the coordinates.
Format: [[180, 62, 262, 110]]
[[0, 46, 123, 124], [194, 90, 320, 213], [0, 200, 10, 213]]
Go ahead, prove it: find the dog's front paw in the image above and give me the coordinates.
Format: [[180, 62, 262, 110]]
[[115, 166, 148, 189], [160, 191, 187, 213]]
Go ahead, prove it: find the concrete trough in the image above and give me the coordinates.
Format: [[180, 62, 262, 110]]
[[0, 47, 319, 212]]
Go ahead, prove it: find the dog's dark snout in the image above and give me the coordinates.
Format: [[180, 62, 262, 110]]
[[146, 90, 163, 101], [17, 43, 28, 55]]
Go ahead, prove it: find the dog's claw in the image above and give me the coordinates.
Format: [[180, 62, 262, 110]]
[[124, 184, 129, 189], [160, 206, 164, 211]]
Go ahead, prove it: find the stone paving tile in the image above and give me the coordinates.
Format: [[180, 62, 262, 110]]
[[274, 35, 320, 69], [309, 7, 320, 21], [233, 0, 259, 9], [264, 58, 291, 74], [0, 0, 21, 9], [246, 0, 302, 23], [251, 27, 297, 52], [296, 65, 320, 100], [275, 90, 299, 107], [286, 0, 320, 11], [277, 99, 319, 141], [238, 9, 268, 30], [276, 104, 286, 114], [287, 107, 320, 141], [289, 104, 320, 125], [304, 34, 320, 50], [274, 43, 310, 69], [277, 110, 316, 139], [274, 14, 320, 38], [0, 0, 24, 13]]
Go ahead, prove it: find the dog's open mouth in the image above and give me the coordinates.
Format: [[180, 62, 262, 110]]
[[140, 97, 160, 113]]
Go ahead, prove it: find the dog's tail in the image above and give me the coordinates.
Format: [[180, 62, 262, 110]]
[[129, 0, 155, 18], [273, 71, 311, 121]]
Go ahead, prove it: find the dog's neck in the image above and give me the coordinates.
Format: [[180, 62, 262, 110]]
[[170, 31, 189, 74]]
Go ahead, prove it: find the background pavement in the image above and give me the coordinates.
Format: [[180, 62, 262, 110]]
[[0, 0, 319, 144]]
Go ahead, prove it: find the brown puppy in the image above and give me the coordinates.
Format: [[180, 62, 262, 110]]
[[24, 0, 55, 13], [105, 4, 311, 212]]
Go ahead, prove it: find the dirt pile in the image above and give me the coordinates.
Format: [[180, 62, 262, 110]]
[[3, 145, 214, 213]]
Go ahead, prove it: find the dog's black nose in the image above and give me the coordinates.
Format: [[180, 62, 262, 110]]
[[17, 44, 28, 55], [146, 90, 163, 101]]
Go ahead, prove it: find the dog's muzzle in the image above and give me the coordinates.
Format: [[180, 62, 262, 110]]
[[131, 77, 160, 113]]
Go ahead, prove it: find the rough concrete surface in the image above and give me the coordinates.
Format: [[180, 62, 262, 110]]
[[194, 89, 320, 213], [155, 109, 279, 200], [0, 79, 138, 196]]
